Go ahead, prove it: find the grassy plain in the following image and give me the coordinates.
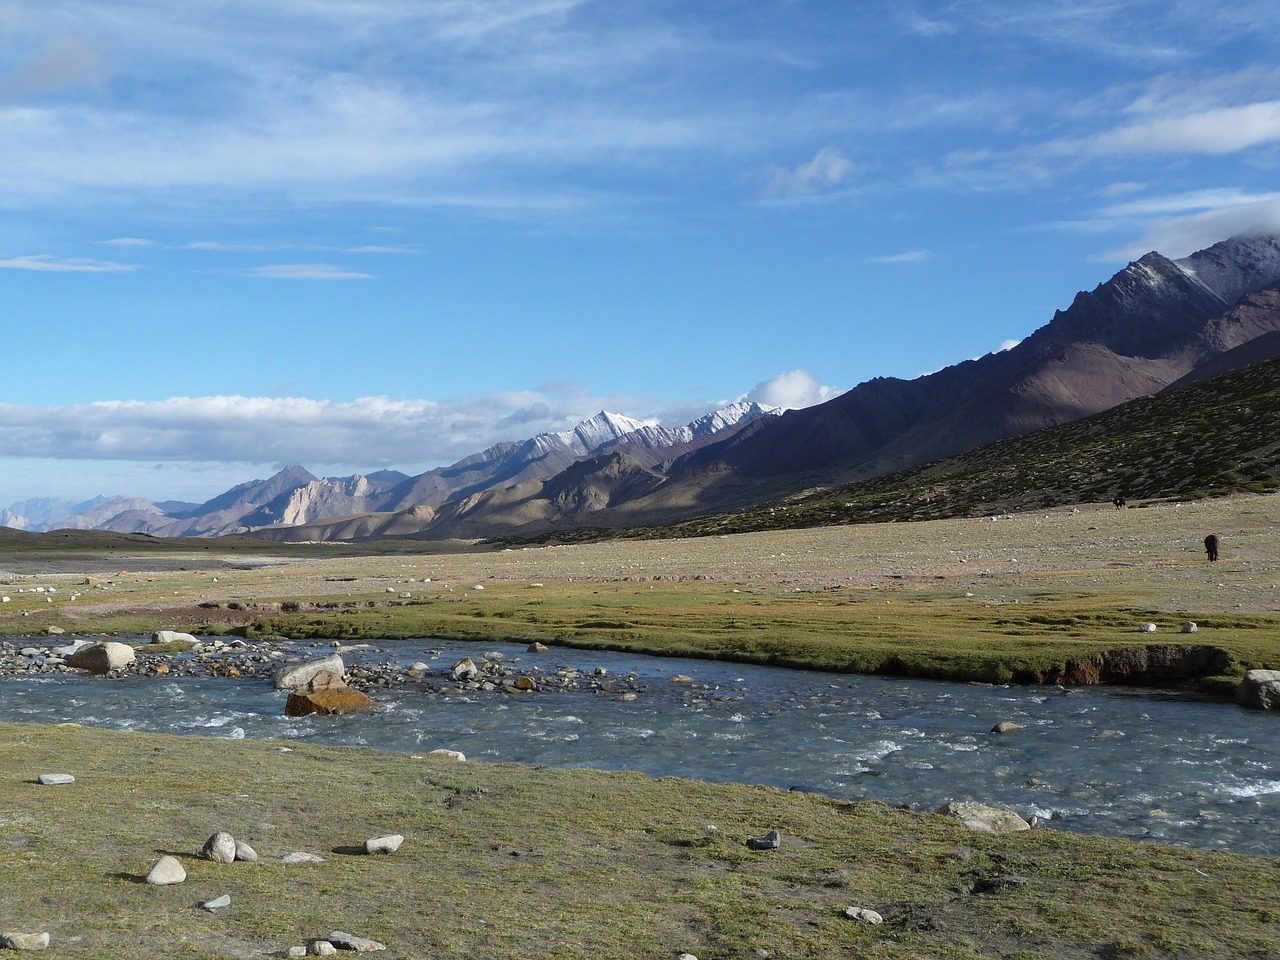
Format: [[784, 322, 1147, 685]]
[[3, 721, 1279, 960], [2, 495, 1280, 957], [1, 493, 1277, 684]]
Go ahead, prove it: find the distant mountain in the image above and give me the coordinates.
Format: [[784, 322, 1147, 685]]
[[16, 403, 777, 538], [15, 233, 1280, 544], [248, 232, 1280, 543], [0, 496, 110, 531]]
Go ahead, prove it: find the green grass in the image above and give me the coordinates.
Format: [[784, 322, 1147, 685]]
[[2, 722, 1278, 960]]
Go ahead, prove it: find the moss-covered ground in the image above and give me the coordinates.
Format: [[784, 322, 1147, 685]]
[[2, 722, 1278, 960]]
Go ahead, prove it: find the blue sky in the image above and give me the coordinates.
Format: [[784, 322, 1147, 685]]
[[4, 1, 1280, 506]]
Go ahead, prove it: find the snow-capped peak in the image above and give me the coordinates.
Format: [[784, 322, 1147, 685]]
[[532, 411, 657, 457], [685, 400, 780, 438], [1175, 233, 1280, 308]]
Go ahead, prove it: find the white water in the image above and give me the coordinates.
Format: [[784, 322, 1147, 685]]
[[3, 638, 1278, 855]]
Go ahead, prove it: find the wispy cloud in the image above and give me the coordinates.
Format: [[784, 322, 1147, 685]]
[[0, 35, 110, 102], [761, 147, 855, 200], [245, 263, 375, 280], [0, 254, 138, 272], [866, 249, 934, 265], [1075, 101, 1280, 157], [1102, 198, 1280, 261], [1101, 188, 1280, 218], [100, 237, 156, 247]]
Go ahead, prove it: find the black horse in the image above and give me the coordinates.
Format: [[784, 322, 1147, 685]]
[[1204, 534, 1220, 562]]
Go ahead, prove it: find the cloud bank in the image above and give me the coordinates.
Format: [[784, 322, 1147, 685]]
[[0, 369, 841, 485]]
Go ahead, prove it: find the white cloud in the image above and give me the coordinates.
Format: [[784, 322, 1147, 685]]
[[1102, 198, 1280, 261], [744, 370, 841, 410], [1102, 188, 1280, 218], [761, 147, 855, 199], [100, 236, 157, 247], [0, 374, 846, 497], [0, 254, 137, 272], [1077, 101, 1280, 157], [866, 249, 933, 265], [246, 263, 375, 280]]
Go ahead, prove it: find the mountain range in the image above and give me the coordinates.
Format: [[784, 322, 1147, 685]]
[[7, 232, 1280, 542], [0, 403, 780, 538]]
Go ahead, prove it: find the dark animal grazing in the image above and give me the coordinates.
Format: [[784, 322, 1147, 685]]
[[1112, 497, 1126, 509], [1204, 534, 1220, 562]]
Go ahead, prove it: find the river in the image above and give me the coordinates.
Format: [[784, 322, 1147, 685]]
[[2, 637, 1277, 855]]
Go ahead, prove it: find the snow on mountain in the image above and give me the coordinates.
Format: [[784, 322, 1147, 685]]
[[532, 411, 655, 458], [1175, 234, 1280, 308]]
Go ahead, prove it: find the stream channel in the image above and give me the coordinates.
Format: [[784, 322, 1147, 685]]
[[2, 637, 1277, 856]]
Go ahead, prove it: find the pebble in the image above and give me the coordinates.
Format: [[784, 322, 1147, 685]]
[[37, 773, 75, 786], [0, 932, 50, 951], [310, 941, 337, 956], [202, 895, 231, 912]]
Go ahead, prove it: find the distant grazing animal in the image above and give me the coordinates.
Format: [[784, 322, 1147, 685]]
[[1112, 497, 1126, 510], [1204, 534, 1220, 562]]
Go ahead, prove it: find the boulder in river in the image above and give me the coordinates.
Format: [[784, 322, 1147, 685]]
[[66, 641, 136, 674], [1237, 669, 1280, 710], [285, 688, 375, 717], [152, 630, 199, 644], [273, 654, 345, 690]]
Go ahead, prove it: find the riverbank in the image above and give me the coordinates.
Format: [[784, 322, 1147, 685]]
[[0, 495, 1276, 690], [3, 720, 1278, 959]]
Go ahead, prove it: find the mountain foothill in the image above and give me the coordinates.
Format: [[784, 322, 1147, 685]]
[[7, 233, 1280, 543]]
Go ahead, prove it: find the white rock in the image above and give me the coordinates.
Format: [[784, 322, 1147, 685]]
[[203, 831, 237, 864], [363, 834, 404, 855], [152, 630, 199, 644], [1238, 669, 1280, 710], [936, 801, 1030, 833], [272, 654, 345, 691], [1181, 621, 1198, 633], [428, 749, 466, 762], [1, 931, 50, 951], [1139, 622, 1157, 633], [202, 894, 231, 911], [310, 941, 337, 956], [280, 852, 325, 864], [145, 855, 187, 885], [37, 773, 75, 786], [234, 839, 259, 862], [66, 641, 136, 673], [843, 906, 883, 924]]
